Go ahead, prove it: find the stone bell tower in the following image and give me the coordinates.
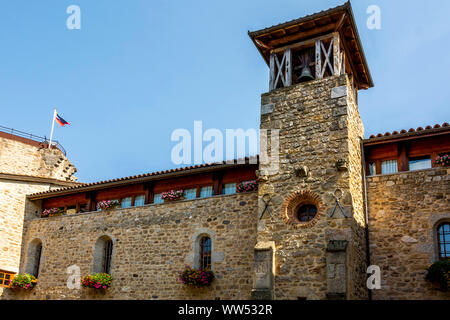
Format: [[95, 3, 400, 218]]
[[249, 2, 374, 300]]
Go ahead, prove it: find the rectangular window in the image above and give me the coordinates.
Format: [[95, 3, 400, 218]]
[[200, 186, 213, 198], [184, 188, 197, 200], [368, 162, 376, 176], [381, 160, 397, 175], [153, 193, 163, 204], [121, 197, 132, 208], [0, 270, 14, 288], [222, 183, 236, 195], [66, 205, 76, 214], [409, 156, 431, 171], [78, 203, 89, 213], [134, 195, 145, 207]]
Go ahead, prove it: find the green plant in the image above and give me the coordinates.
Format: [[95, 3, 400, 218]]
[[10, 273, 37, 290], [96, 200, 120, 211], [161, 190, 184, 201], [425, 260, 450, 291], [237, 180, 258, 193], [434, 154, 449, 167], [42, 207, 64, 217], [81, 273, 113, 289], [179, 266, 214, 288]]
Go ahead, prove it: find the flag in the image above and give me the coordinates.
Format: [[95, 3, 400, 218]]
[[55, 113, 70, 127]]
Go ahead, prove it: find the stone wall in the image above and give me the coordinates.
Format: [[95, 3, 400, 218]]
[[367, 168, 450, 300], [1, 192, 258, 300], [0, 136, 77, 181], [0, 135, 78, 282], [257, 74, 367, 300], [0, 181, 61, 275]]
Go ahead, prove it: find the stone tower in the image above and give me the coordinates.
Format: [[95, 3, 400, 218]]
[[249, 3, 374, 300], [0, 127, 79, 283]]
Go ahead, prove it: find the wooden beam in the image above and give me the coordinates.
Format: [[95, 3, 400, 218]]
[[319, 38, 334, 78], [213, 172, 223, 196], [265, 24, 335, 47], [333, 34, 341, 75], [398, 143, 409, 172], [87, 192, 97, 212], [334, 13, 346, 32], [338, 29, 360, 86], [271, 33, 336, 54], [285, 48, 292, 86], [269, 53, 276, 91], [315, 39, 322, 79], [144, 182, 154, 204]]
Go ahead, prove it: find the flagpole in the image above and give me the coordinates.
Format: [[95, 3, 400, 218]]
[[48, 108, 57, 149]]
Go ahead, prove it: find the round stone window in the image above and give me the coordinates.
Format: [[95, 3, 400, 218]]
[[281, 190, 324, 228]]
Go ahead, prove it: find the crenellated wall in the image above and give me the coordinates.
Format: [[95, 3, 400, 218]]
[[0, 135, 77, 181], [367, 168, 450, 300]]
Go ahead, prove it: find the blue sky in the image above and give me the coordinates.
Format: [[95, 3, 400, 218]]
[[1, 0, 449, 182]]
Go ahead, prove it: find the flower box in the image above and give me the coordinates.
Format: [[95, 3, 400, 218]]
[[425, 261, 450, 291], [42, 207, 64, 218], [10, 274, 37, 290], [433, 154, 449, 167], [96, 200, 120, 211], [81, 273, 113, 290], [161, 190, 184, 202], [237, 180, 258, 193], [179, 266, 214, 288]]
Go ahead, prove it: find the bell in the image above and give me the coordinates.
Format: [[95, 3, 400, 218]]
[[297, 65, 315, 83]]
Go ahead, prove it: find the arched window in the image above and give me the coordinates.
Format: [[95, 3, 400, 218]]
[[199, 236, 212, 271], [26, 239, 42, 278], [437, 223, 450, 261], [93, 236, 113, 274]]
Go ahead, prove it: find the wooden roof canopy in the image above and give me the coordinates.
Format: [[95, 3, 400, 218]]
[[248, 2, 373, 90]]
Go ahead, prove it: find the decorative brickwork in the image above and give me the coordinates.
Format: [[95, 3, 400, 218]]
[[281, 190, 324, 229]]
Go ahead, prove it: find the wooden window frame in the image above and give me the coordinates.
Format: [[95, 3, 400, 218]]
[[103, 239, 113, 274], [437, 223, 450, 261], [0, 270, 14, 288], [380, 158, 398, 175], [200, 237, 212, 271]]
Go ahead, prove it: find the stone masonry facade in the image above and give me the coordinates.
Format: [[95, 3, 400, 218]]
[[256, 74, 367, 300], [1, 74, 448, 300], [0, 135, 78, 291], [367, 168, 450, 300], [0, 135, 77, 181], [2, 192, 257, 300]]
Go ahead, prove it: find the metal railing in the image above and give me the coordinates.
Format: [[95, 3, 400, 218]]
[[0, 125, 67, 156]]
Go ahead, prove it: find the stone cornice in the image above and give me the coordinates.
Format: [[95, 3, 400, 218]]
[[0, 173, 81, 187]]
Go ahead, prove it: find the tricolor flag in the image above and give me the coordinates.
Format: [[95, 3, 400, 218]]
[[55, 113, 70, 127], [48, 108, 70, 149]]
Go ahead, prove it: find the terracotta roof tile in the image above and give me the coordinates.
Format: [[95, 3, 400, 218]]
[[367, 123, 449, 140], [28, 156, 259, 199]]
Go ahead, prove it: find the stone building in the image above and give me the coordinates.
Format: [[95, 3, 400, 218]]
[[0, 2, 449, 300], [0, 127, 79, 295]]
